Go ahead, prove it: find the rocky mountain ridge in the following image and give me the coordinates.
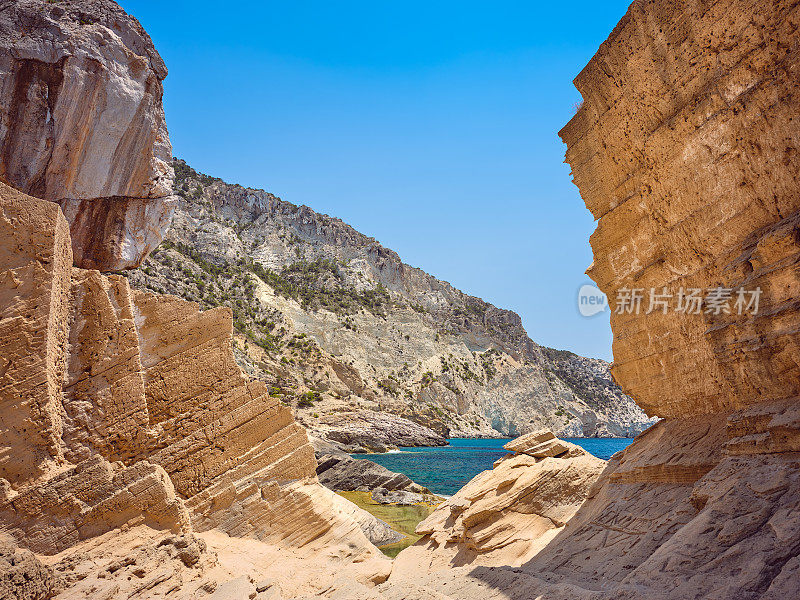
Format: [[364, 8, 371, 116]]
[[128, 159, 655, 442]]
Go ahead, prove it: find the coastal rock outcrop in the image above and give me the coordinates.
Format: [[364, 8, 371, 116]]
[[316, 452, 432, 495], [321, 1, 800, 598], [315, 411, 447, 451], [0, 1, 397, 594], [0, 0, 176, 270], [365, 1, 800, 598], [390, 432, 604, 578]]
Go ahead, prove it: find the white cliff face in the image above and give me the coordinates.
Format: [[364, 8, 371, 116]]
[[128, 161, 655, 442], [0, 0, 175, 270]]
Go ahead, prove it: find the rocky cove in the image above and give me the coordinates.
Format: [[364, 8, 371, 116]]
[[126, 159, 655, 446], [1, 1, 799, 599]]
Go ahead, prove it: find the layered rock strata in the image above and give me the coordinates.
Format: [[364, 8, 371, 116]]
[[466, 1, 800, 593], [130, 160, 655, 441], [322, 1, 800, 598], [559, 0, 800, 417], [0, 0, 176, 270], [316, 451, 432, 495], [315, 411, 447, 451], [0, 184, 389, 595]]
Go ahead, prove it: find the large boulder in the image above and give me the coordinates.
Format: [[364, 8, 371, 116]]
[[316, 452, 431, 494], [0, 0, 176, 270], [315, 410, 448, 450]]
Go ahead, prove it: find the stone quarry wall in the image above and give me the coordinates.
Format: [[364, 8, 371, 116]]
[[0, 183, 385, 570], [512, 0, 800, 597], [559, 0, 800, 418], [0, 0, 176, 270], [0, 4, 393, 596]]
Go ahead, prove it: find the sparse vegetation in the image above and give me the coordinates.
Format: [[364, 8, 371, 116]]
[[297, 391, 320, 408]]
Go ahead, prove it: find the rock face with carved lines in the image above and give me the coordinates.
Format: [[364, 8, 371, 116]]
[[337, 2, 800, 599], [559, 0, 800, 419], [0, 181, 391, 597], [0, 0, 176, 270], [0, 1, 396, 597]]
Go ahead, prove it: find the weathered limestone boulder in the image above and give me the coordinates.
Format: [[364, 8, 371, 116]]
[[502, 429, 581, 458], [370, 488, 426, 505], [316, 410, 447, 450], [316, 452, 431, 494], [391, 434, 604, 578], [0, 0, 176, 270]]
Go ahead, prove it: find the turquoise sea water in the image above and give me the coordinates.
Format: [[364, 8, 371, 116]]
[[351, 437, 633, 496]]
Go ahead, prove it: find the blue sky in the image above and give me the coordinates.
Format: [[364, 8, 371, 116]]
[[122, 1, 631, 361]]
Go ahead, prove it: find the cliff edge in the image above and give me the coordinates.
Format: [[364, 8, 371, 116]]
[[0, 0, 176, 270], [0, 2, 392, 598]]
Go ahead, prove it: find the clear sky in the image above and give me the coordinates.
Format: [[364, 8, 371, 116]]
[[121, 1, 632, 361]]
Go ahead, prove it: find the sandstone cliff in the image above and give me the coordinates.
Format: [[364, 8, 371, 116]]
[[0, 1, 397, 593], [560, 1, 800, 421], [0, 181, 392, 597], [4, 0, 799, 597], [0, 0, 176, 270], [128, 160, 655, 442]]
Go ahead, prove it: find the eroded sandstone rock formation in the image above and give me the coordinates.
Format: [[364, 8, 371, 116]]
[[560, 0, 800, 418], [0, 182, 391, 597], [129, 160, 655, 442], [0, 535, 57, 600], [511, 2, 800, 593], [0, 0, 176, 270], [391, 432, 604, 577]]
